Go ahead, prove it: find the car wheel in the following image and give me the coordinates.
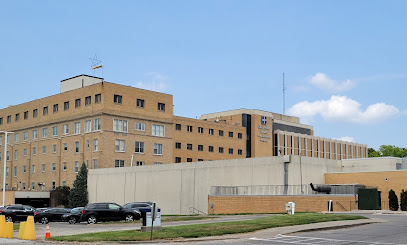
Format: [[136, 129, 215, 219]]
[[125, 214, 135, 222], [5, 216, 13, 222], [40, 217, 49, 224], [87, 215, 97, 224], [68, 217, 77, 224]]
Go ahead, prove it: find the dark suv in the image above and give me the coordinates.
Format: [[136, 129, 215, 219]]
[[34, 207, 70, 224], [80, 202, 141, 224], [0, 204, 36, 222]]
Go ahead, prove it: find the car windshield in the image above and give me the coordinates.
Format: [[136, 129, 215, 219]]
[[71, 208, 81, 213]]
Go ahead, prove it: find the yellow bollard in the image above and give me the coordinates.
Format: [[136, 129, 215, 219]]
[[22, 216, 36, 240], [0, 215, 5, 238], [4, 222, 13, 238], [18, 222, 26, 239]]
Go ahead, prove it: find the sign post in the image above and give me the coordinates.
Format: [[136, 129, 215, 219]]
[[150, 202, 157, 240]]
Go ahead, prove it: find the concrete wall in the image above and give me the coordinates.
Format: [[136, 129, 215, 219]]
[[340, 157, 401, 172], [88, 156, 342, 214]]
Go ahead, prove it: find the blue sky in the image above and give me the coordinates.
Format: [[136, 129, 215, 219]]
[[1, 0, 406, 150]]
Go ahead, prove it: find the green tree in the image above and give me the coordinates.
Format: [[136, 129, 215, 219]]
[[389, 189, 399, 211], [68, 163, 88, 208], [368, 148, 380, 157], [401, 189, 407, 211], [368, 145, 407, 158], [51, 186, 71, 207]]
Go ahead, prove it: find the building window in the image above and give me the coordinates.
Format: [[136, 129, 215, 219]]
[[86, 140, 90, 149], [154, 143, 163, 155], [219, 130, 224, 136], [158, 103, 165, 111], [23, 148, 27, 157], [24, 111, 28, 120], [198, 127, 203, 134], [209, 129, 214, 135], [63, 124, 69, 135], [93, 139, 98, 151], [198, 159, 204, 162], [62, 162, 67, 171], [175, 124, 181, 130], [136, 161, 144, 166], [6, 135, 10, 144], [63, 143, 68, 151], [135, 122, 145, 131], [64, 101, 69, 110], [187, 126, 193, 132], [14, 133, 19, 143], [42, 146, 46, 154], [94, 118, 101, 131], [229, 132, 233, 138], [22, 183, 26, 190], [75, 141, 79, 153], [154, 162, 163, 165], [238, 133, 242, 139], [75, 98, 81, 108], [209, 146, 214, 152], [43, 106, 48, 115], [0, 136, 2, 145], [187, 158, 192, 162], [137, 99, 144, 108], [23, 132, 28, 141], [219, 147, 224, 153], [32, 130, 38, 139], [115, 139, 126, 152], [0, 117, 2, 125], [7, 115, 11, 123], [85, 120, 91, 133], [62, 181, 66, 187], [113, 119, 128, 132], [32, 165, 36, 173], [53, 104, 59, 113], [95, 94, 101, 103], [135, 141, 144, 153], [33, 109, 38, 118], [52, 163, 56, 171], [15, 113, 20, 121], [175, 157, 181, 163], [74, 122, 81, 134], [114, 94, 122, 104], [53, 144, 57, 153], [187, 144, 192, 150], [229, 148, 233, 154], [198, 145, 203, 151], [85, 96, 91, 106], [52, 126, 58, 136], [32, 182, 35, 190], [6, 167, 9, 177], [42, 128, 47, 138], [152, 124, 165, 137], [32, 147, 36, 155], [42, 164, 46, 173], [175, 142, 181, 149], [93, 159, 98, 169], [74, 161, 79, 173], [115, 160, 125, 168], [52, 182, 56, 190], [238, 149, 243, 155], [14, 150, 18, 160]]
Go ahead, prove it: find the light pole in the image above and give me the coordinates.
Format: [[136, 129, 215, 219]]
[[0, 131, 13, 207]]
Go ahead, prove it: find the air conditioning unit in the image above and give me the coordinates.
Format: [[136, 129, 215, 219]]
[[283, 155, 291, 163]]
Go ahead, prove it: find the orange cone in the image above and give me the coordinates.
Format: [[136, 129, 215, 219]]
[[45, 224, 51, 239]]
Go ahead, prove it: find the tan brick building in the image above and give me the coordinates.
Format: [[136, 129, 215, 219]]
[[0, 75, 367, 193]]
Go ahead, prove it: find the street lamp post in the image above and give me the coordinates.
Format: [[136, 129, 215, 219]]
[[0, 131, 13, 207]]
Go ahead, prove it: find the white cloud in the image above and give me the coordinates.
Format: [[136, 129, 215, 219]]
[[309, 73, 355, 93], [287, 95, 400, 124], [133, 72, 169, 92], [335, 136, 355, 143]]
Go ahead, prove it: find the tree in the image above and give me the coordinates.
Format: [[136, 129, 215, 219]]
[[389, 189, 399, 211], [68, 163, 88, 208], [368, 148, 380, 157], [368, 145, 407, 158], [51, 186, 71, 207], [401, 189, 407, 211]]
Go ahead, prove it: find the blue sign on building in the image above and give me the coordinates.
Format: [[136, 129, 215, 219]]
[[261, 116, 267, 125]]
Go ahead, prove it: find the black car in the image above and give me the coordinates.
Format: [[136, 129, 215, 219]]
[[34, 207, 70, 224], [123, 202, 159, 219], [0, 204, 36, 222], [80, 202, 141, 224], [62, 207, 84, 224]]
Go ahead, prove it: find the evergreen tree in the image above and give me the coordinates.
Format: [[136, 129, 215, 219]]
[[68, 163, 88, 208], [51, 186, 71, 207], [388, 189, 399, 211], [400, 189, 407, 211]]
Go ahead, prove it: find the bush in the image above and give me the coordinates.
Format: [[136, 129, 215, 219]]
[[389, 189, 399, 211], [400, 189, 407, 211], [51, 186, 71, 207]]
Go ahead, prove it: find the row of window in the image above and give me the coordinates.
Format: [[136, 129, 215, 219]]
[[0, 94, 102, 125], [117, 96, 166, 112], [114, 160, 162, 168], [175, 142, 243, 155], [6, 181, 67, 191], [114, 119, 165, 137], [117, 140, 163, 155], [175, 157, 206, 163], [175, 124, 243, 139]]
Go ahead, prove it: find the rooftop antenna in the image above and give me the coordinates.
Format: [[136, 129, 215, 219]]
[[89, 54, 103, 78], [283, 73, 287, 115]]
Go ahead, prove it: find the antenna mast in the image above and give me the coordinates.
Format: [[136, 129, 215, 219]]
[[283, 73, 287, 115]]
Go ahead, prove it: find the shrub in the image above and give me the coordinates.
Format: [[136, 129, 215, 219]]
[[389, 189, 399, 211], [400, 189, 407, 211]]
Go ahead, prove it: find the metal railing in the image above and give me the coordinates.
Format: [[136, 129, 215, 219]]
[[189, 207, 206, 216]]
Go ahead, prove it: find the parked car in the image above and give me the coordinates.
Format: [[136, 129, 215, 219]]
[[80, 202, 141, 224], [34, 207, 70, 224], [123, 202, 159, 219], [62, 207, 84, 224], [0, 204, 36, 222]]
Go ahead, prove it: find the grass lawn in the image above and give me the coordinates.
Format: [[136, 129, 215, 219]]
[[97, 215, 220, 225], [49, 213, 366, 242]]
